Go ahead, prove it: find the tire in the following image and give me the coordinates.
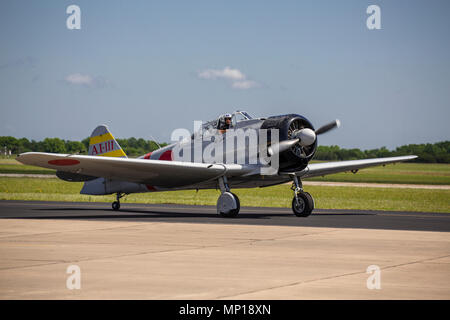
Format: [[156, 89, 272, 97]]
[[292, 192, 313, 217], [219, 193, 240, 218], [304, 192, 315, 211], [112, 201, 120, 211]]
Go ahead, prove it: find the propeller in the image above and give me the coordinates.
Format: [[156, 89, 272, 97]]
[[268, 139, 299, 156], [315, 119, 341, 135], [267, 119, 341, 157]]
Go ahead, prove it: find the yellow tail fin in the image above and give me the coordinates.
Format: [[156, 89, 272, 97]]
[[88, 125, 127, 158]]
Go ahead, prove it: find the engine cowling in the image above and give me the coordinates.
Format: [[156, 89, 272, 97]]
[[261, 114, 317, 172]]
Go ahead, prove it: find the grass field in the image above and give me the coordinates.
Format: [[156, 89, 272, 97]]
[[1, 157, 450, 185], [1, 177, 449, 213], [0, 158, 55, 174]]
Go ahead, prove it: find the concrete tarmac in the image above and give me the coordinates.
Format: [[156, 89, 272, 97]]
[[0, 200, 449, 299]]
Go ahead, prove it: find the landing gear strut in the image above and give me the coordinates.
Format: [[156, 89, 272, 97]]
[[216, 176, 240, 218], [291, 175, 314, 217], [112, 193, 125, 211]]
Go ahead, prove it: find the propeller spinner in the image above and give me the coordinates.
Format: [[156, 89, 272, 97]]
[[293, 119, 340, 146], [268, 119, 340, 157]]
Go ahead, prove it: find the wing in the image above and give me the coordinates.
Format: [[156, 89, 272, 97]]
[[16, 152, 251, 188], [293, 155, 417, 178]]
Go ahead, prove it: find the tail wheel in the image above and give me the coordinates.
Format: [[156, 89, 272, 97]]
[[292, 192, 314, 217]]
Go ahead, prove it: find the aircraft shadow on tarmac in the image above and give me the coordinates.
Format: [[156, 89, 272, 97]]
[[1, 202, 447, 231], [12, 207, 374, 221], [2, 203, 447, 231]]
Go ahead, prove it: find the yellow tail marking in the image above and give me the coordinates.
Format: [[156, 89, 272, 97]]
[[98, 149, 126, 157], [89, 132, 115, 145]]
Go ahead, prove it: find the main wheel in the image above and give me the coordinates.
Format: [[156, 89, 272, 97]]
[[112, 201, 120, 211], [292, 192, 313, 217], [218, 192, 240, 218], [304, 192, 314, 211]]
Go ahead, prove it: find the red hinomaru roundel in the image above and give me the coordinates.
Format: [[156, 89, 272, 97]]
[[48, 159, 80, 166]]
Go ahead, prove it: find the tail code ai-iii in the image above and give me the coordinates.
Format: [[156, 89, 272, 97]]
[[80, 125, 148, 195], [88, 125, 127, 158]]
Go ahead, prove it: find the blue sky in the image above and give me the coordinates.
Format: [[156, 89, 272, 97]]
[[1, 0, 449, 149]]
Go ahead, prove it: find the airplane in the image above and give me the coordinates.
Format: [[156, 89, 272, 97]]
[[16, 111, 417, 218]]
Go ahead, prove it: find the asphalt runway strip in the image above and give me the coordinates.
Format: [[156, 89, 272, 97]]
[[0, 200, 449, 232]]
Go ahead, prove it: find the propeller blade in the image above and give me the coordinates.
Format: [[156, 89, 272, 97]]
[[315, 119, 341, 135], [268, 139, 299, 156]]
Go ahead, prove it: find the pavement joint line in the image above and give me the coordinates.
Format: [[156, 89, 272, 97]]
[[0, 229, 292, 271], [0, 225, 357, 278], [0, 222, 148, 239], [236, 229, 342, 244], [0, 226, 342, 272], [216, 253, 450, 299], [375, 254, 450, 273], [0, 239, 260, 272], [222, 231, 337, 247], [0, 245, 211, 272]]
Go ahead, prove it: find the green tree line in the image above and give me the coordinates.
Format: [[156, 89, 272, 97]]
[[0, 136, 167, 157], [0, 136, 448, 163], [314, 141, 450, 163]]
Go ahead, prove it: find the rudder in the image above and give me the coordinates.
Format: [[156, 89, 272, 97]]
[[88, 125, 127, 158]]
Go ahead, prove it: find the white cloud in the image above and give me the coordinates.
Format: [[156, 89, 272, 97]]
[[231, 80, 260, 90], [198, 66, 245, 81], [197, 66, 259, 90], [64, 73, 108, 88], [65, 73, 93, 86]]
